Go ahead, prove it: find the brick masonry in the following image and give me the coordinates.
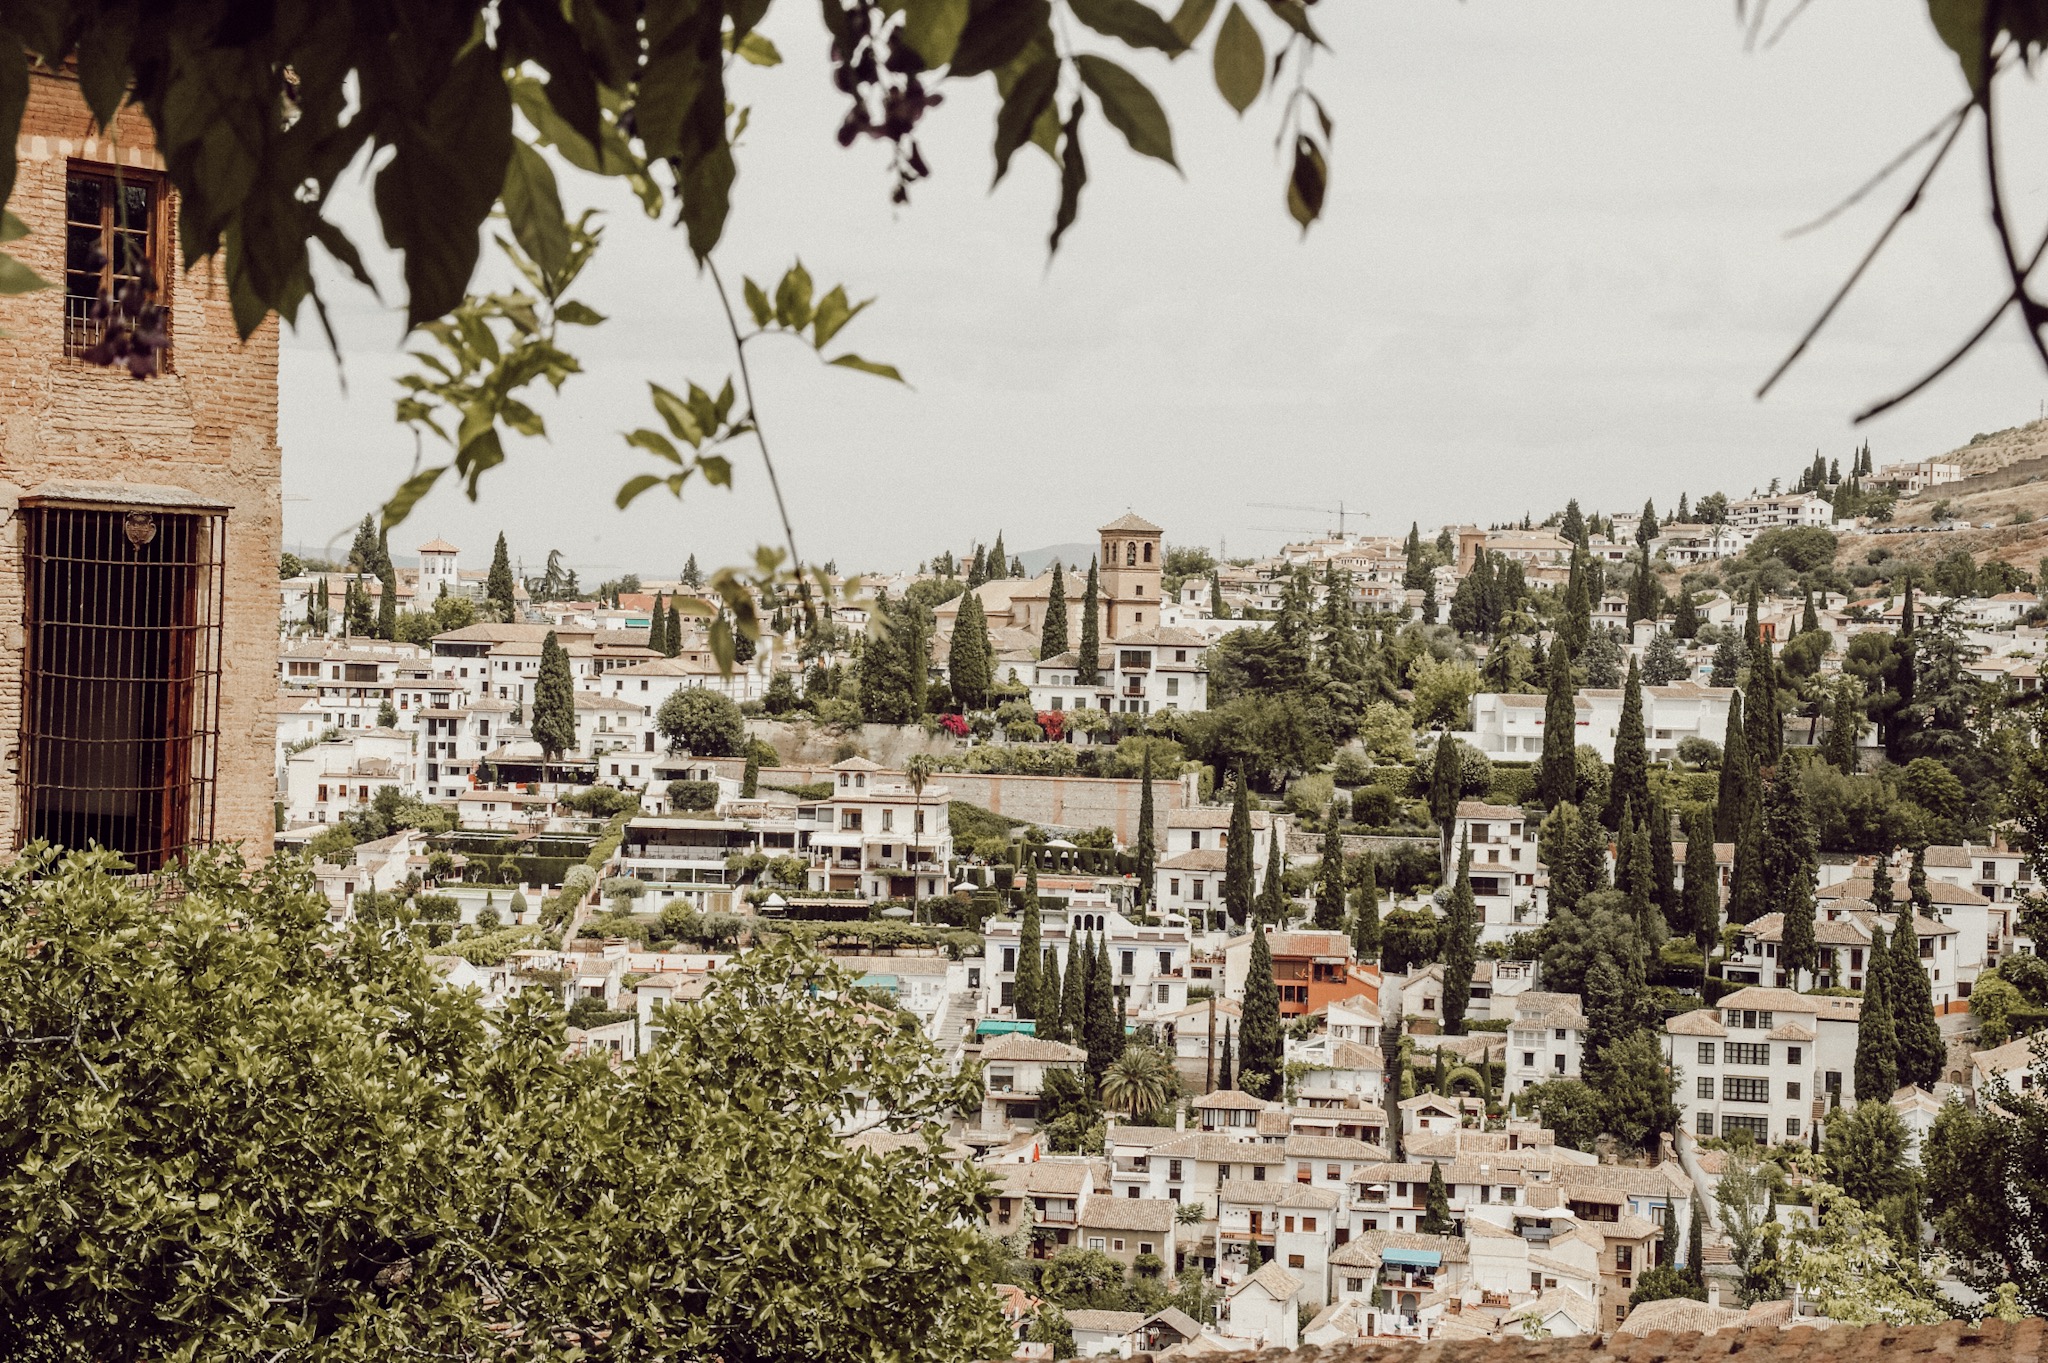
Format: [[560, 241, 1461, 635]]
[[0, 69, 279, 860]]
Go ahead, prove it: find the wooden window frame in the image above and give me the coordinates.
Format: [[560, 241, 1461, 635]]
[[62, 160, 172, 367]]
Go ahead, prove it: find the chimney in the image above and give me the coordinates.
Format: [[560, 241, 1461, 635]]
[[1176, 1106, 1186, 1131], [1707, 1282, 1721, 1309]]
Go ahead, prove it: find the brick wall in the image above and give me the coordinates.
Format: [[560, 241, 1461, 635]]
[[0, 69, 280, 860]]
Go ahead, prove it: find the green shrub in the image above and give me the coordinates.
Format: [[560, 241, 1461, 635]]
[[666, 780, 719, 812]]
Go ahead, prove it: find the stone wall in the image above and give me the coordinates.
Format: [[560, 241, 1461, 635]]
[[0, 70, 281, 860], [760, 762, 1200, 844]]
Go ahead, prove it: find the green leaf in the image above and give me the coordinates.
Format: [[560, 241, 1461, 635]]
[[1927, 0, 1989, 92], [1074, 56, 1177, 168], [0, 249, 50, 294], [626, 429, 684, 464], [1213, 3, 1264, 114], [829, 353, 906, 382], [743, 277, 773, 328], [1050, 98, 1088, 254], [381, 465, 448, 531], [1261, 0, 1324, 45], [502, 142, 573, 283], [993, 55, 1059, 185], [698, 454, 733, 486], [650, 385, 707, 446], [1286, 133, 1327, 232], [774, 262, 814, 330], [902, 0, 972, 67], [1069, 0, 1188, 52], [616, 473, 669, 509], [1170, 0, 1220, 45], [952, 0, 1052, 77], [0, 210, 26, 243], [811, 286, 873, 350], [554, 300, 607, 326], [734, 31, 782, 66]]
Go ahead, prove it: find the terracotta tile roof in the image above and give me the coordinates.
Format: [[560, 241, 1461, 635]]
[[1100, 512, 1165, 534], [1064, 1309, 1147, 1334], [1456, 801, 1526, 821], [980, 1032, 1088, 1063], [1213, 1317, 2048, 1363], [1079, 1196, 1178, 1233], [1195, 1089, 1271, 1111], [1229, 1262, 1303, 1301]]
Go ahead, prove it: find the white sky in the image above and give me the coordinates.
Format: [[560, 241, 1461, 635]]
[[279, 2, 2048, 578]]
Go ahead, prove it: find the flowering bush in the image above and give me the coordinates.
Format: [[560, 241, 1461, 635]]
[[938, 713, 970, 738], [1036, 710, 1066, 742]]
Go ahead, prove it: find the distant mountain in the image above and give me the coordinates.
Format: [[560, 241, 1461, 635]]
[[1015, 543, 1094, 576]]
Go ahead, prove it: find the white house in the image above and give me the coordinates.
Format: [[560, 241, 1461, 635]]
[[1452, 801, 1544, 942], [803, 757, 954, 901], [1221, 1262, 1302, 1349], [1665, 987, 1861, 1143], [282, 729, 416, 827], [1506, 992, 1587, 1096]]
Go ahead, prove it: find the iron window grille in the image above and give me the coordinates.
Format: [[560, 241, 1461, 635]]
[[19, 503, 226, 872]]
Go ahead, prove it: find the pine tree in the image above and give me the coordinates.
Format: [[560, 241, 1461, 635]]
[[1538, 643, 1579, 808], [1709, 634, 1743, 688], [1716, 691, 1749, 841], [1441, 835, 1478, 1035], [1607, 657, 1649, 830], [1315, 824, 1346, 929], [531, 630, 577, 778], [1419, 1163, 1454, 1235], [348, 514, 383, 576], [1219, 1022, 1235, 1092], [1891, 909, 1943, 1088], [1256, 836, 1286, 925], [988, 532, 1007, 580], [1136, 748, 1157, 908], [948, 592, 993, 710], [1240, 926, 1283, 1099], [486, 532, 517, 619], [1352, 853, 1381, 961], [742, 749, 759, 799], [665, 604, 683, 656], [1076, 558, 1102, 686], [647, 592, 668, 655], [1224, 774, 1255, 926], [1855, 924, 1900, 1102], [1684, 803, 1721, 958], [1039, 950, 1066, 1042], [1015, 896, 1043, 1020], [1764, 771, 1817, 980], [681, 553, 702, 587], [1041, 561, 1069, 659], [1673, 584, 1700, 639], [966, 546, 986, 589], [1560, 499, 1586, 546], [858, 592, 915, 724]]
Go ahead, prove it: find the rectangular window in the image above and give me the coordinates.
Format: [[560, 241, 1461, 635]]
[[1121, 950, 1134, 976], [1786, 1116, 1802, 1138], [1697, 1076, 1715, 1100], [1786, 1081, 1801, 1101], [21, 503, 225, 872], [1721, 1115, 1769, 1141], [1696, 1111, 1715, 1136], [1698, 1041, 1716, 1066], [1253, 1165, 1266, 1181], [1287, 1254, 1305, 1269], [1723, 1042, 1769, 1066], [1787, 1046, 1802, 1065], [1168, 1160, 1183, 1181], [64, 165, 171, 365], [1615, 1246, 1633, 1270], [1723, 1077, 1769, 1103]]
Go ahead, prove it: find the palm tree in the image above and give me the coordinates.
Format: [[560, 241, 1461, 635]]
[[1100, 1047, 1172, 1121], [904, 754, 936, 917]]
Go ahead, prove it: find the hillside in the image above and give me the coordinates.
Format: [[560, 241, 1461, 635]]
[[1835, 418, 2048, 573]]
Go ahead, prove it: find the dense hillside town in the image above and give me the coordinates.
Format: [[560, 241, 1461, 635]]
[[251, 435, 2048, 1351]]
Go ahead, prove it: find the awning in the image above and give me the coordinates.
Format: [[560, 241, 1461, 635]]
[[1380, 1248, 1442, 1269]]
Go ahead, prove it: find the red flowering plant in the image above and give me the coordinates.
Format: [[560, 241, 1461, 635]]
[[938, 713, 970, 738], [1036, 710, 1066, 742]]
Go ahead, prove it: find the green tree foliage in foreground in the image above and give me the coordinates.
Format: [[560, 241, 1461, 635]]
[[0, 849, 1007, 1361]]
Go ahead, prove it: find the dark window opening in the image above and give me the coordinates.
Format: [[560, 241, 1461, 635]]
[[64, 164, 171, 366], [21, 505, 225, 871]]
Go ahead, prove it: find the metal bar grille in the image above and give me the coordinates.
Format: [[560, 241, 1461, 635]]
[[20, 506, 225, 872]]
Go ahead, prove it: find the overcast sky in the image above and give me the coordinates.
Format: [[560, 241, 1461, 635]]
[[279, 2, 2048, 578]]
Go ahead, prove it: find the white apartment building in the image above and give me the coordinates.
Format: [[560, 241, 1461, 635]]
[[1453, 801, 1544, 942], [1872, 459, 1962, 495], [985, 899, 1192, 1021], [1457, 683, 1734, 765], [1650, 523, 1743, 564], [417, 697, 514, 799], [1926, 841, 2036, 962], [1030, 627, 1212, 718], [282, 730, 417, 827], [613, 813, 809, 913], [1665, 987, 1861, 1143], [1505, 992, 1586, 1096], [1727, 492, 1833, 536], [978, 1032, 1089, 1131], [1153, 805, 1285, 921], [802, 757, 954, 901]]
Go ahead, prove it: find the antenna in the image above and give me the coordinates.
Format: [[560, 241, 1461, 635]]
[[1250, 500, 1372, 536]]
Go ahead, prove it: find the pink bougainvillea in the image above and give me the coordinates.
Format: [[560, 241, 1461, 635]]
[[938, 713, 970, 738], [1036, 710, 1066, 742]]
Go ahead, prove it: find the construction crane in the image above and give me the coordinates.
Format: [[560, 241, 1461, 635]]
[[1250, 500, 1370, 538]]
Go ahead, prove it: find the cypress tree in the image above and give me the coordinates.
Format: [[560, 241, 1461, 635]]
[[948, 592, 993, 709], [1650, 795, 1677, 930], [680, 553, 701, 587], [1315, 824, 1346, 930], [1210, 573, 1228, 620], [1802, 586, 1821, 635], [348, 514, 383, 576], [1855, 924, 1900, 1102], [1136, 747, 1157, 908], [486, 532, 517, 619], [1098, 933, 1125, 1064], [966, 546, 986, 589], [1743, 582, 1762, 657], [1083, 933, 1116, 1081], [647, 592, 668, 655], [1352, 853, 1381, 961], [1764, 771, 1817, 981], [1419, 1163, 1454, 1235], [1224, 774, 1255, 926], [1430, 734, 1463, 879], [1869, 853, 1895, 916], [1627, 810, 1663, 947], [1909, 846, 1931, 912], [1716, 690, 1750, 841], [1560, 499, 1586, 547], [858, 591, 915, 724], [1061, 934, 1087, 1043], [1674, 584, 1700, 639], [1825, 679, 1861, 770], [1240, 927, 1283, 1099], [1709, 634, 1743, 688], [1577, 809, 1611, 897], [1727, 753, 1766, 927], [1219, 1022, 1235, 1092], [988, 531, 1007, 580], [1256, 836, 1286, 925], [531, 630, 577, 778], [1891, 910, 1943, 1088], [1542, 802, 1587, 918], [1746, 636, 1781, 768], [1607, 656, 1649, 830], [741, 749, 759, 799], [1538, 642, 1578, 807], [375, 550, 398, 641], [1891, 577, 1917, 759], [1039, 949, 1066, 1042], [1041, 561, 1070, 659], [1440, 835, 1478, 1035], [1420, 573, 1438, 624], [665, 604, 683, 656], [1687, 1192, 1706, 1280], [1015, 896, 1043, 1020], [1559, 550, 1592, 658], [1684, 803, 1721, 959], [1583, 953, 1632, 1074], [1076, 558, 1102, 686]]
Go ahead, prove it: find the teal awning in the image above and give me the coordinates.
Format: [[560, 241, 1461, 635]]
[[975, 1019, 1039, 1036], [1380, 1248, 1442, 1269]]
